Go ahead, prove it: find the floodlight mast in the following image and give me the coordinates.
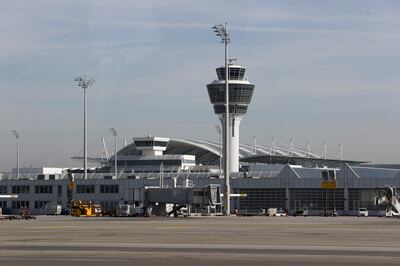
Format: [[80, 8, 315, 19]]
[[109, 128, 118, 178], [75, 75, 95, 180], [214, 125, 222, 177], [212, 23, 231, 216], [12, 130, 20, 179]]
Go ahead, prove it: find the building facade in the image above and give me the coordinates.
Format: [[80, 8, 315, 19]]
[[1, 163, 399, 216]]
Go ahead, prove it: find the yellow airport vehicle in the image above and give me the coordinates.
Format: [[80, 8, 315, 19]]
[[70, 200, 103, 217]]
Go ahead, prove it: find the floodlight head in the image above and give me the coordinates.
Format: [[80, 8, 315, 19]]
[[75, 75, 95, 89], [12, 130, 19, 139], [109, 127, 117, 136], [212, 23, 230, 43]]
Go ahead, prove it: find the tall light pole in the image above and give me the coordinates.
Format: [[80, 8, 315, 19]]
[[212, 23, 230, 216], [214, 125, 222, 177], [109, 128, 118, 178], [75, 75, 95, 180], [12, 130, 20, 179]]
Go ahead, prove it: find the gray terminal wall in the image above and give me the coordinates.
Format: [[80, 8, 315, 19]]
[[0, 164, 399, 215]]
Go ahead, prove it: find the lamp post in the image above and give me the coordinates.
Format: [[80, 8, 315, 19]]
[[109, 128, 118, 178], [12, 130, 19, 179], [212, 23, 230, 216], [214, 125, 222, 177], [75, 75, 95, 180]]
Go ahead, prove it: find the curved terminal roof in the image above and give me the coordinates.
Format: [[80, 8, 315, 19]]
[[116, 138, 361, 167]]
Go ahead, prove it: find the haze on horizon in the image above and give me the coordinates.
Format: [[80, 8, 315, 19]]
[[1, 0, 400, 172]]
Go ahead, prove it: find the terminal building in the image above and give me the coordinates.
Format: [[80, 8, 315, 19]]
[[1, 60, 399, 216], [1, 135, 399, 216]]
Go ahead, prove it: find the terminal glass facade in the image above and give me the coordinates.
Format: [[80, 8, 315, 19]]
[[232, 188, 286, 214], [289, 189, 344, 211]]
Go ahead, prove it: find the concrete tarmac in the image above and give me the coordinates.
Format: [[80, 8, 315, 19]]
[[0, 216, 399, 265]]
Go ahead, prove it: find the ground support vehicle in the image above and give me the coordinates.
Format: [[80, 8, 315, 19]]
[[267, 208, 277, 216], [46, 203, 62, 215], [116, 204, 145, 217], [275, 208, 288, 217], [357, 208, 369, 217], [70, 200, 103, 217], [293, 208, 308, 217]]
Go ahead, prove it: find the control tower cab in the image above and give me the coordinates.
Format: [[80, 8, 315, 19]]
[[207, 60, 255, 172], [133, 136, 169, 156]]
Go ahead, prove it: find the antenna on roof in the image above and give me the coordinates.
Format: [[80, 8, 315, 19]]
[[228, 58, 237, 65]]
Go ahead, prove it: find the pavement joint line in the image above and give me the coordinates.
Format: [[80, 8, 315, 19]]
[[1, 242, 400, 252]]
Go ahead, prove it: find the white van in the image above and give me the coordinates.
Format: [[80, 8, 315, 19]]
[[357, 208, 368, 217]]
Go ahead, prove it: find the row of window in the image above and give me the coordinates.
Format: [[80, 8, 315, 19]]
[[35, 185, 53, 194], [100, 185, 119, 194], [207, 84, 254, 104], [77, 185, 120, 194], [116, 160, 182, 166], [213, 104, 248, 115], [5, 201, 52, 209], [12, 201, 30, 209], [135, 141, 168, 147], [12, 185, 30, 194], [0, 186, 7, 194], [348, 189, 379, 210], [76, 185, 95, 194], [34, 201, 50, 209], [290, 189, 345, 211], [232, 188, 286, 213], [6, 185, 114, 195], [216, 67, 246, 81]]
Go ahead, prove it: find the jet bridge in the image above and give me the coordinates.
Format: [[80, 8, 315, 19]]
[[135, 185, 221, 216]]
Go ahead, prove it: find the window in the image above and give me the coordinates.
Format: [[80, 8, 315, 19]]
[[12, 185, 30, 194], [0, 186, 7, 194], [76, 185, 95, 194], [289, 189, 344, 211], [35, 185, 53, 194], [207, 83, 254, 107], [154, 141, 168, 147], [0, 201, 7, 209], [232, 188, 286, 214], [126, 159, 181, 166], [135, 141, 153, 147], [12, 201, 30, 209], [34, 201, 50, 209], [100, 185, 119, 194]]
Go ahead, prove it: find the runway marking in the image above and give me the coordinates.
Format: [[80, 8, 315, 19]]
[[37, 226, 77, 229], [156, 226, 187, 229]]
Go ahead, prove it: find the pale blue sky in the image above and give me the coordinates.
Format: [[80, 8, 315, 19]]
[[1, 0, 400, 171]]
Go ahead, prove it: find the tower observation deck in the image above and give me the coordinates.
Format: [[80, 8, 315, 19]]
[[207, 60, 255, 172]]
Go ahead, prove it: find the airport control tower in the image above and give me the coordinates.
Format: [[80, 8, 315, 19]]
[[207, 60, 255, 172]]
